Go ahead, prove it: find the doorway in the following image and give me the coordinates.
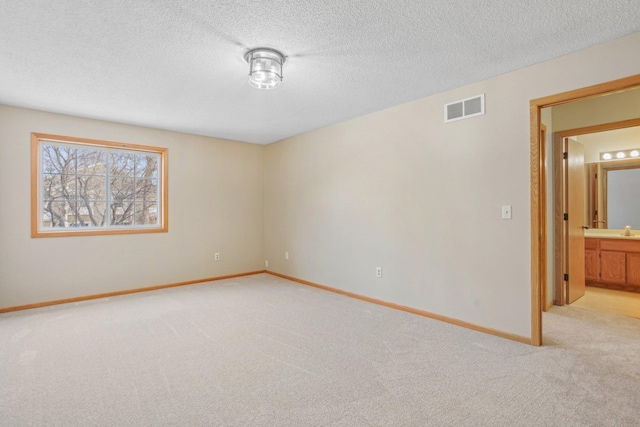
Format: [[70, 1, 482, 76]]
[[551, 120, 640, 309], [530, 74, 640, 346]]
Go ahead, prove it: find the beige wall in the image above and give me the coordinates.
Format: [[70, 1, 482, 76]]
[[264, 32, 640, 339], [553, 87, 640, 133], [0, 106, 264, 308], [579, 126, 640, 163]]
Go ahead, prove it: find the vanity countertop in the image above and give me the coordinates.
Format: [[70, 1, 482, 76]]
[[584, 229, 640, 240]]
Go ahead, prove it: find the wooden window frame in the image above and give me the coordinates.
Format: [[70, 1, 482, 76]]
[[31, 133, 168, 238]]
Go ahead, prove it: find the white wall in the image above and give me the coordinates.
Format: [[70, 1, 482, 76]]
[[0, 106, 264, 308], [264, 32, 640, 339]]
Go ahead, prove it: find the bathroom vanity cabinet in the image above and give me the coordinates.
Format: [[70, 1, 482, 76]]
[[585, 238, 640, 292]]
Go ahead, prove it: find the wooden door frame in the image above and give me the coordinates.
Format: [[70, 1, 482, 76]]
[[540, 124, 548, 310], [530, 74, 640, 346]]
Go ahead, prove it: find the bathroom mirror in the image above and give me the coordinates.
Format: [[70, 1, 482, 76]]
[[587, 159, 640, 229]]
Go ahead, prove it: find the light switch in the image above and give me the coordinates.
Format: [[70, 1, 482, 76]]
[[502, 205, 512, 220]]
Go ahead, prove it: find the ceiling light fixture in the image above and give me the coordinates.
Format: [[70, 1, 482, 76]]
[[600, 148, 640, 161], [244, 47, 286, 90]]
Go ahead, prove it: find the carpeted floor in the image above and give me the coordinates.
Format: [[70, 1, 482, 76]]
[[1, 273, 639, 426]]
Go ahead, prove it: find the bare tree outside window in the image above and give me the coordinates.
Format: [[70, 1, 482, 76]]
[[32, 133, 167, 237]]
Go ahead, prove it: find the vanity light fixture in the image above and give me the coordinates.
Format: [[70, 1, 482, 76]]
[[244, 47, 286, 90], [600, 148, 640, 161]]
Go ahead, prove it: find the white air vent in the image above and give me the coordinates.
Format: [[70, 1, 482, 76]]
[[444, 94, 485, 123]]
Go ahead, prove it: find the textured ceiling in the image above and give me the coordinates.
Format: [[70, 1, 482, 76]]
[[1, 1, 639, 144]]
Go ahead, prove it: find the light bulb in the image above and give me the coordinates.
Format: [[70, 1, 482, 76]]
[[603, 153, 612, 160], [631, 150, 639, 157], [617, 152, 626, 159]]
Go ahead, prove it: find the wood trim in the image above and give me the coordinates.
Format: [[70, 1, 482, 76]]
[[540, 124, 548, 311], [598, 158, 640, 171], [602, 164, 608, 228], [531, 74, 640, 108], [161, 142, 169, 233], [30, 133, 169, 238], [267, 272, 531, 346], [530, 73, 640, 346], [33, 227, 168, 238], [32, 132, 168, 153], [545, 300, 554, 311], [586, 163, 598, 229], [0, 270, 266, 314], [30, 133, 39, 238], [529, 103, 543, 345]]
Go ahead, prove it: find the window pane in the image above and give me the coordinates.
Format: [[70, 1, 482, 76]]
[[42, 200, 75, 228], [110, 152, 136, 177], [76, 148, 106, 175], [43, 174, 76, 200], [136, 154, 159, 179], [67, 202, 89, 227], [135, 179, 158, 203], [110, 201, 135, 226], [77, 175, 107, 200], [42, 145, 75, 174], [77, 199, 106, 227], [135, 202, 158, 225], [111, 177, 135, 201]]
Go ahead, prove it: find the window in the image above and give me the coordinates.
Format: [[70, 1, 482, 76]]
[[31, 133, 168, 237]]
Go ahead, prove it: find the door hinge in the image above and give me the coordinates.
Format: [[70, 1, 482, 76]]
[[595, 173, 598, 179], [564, 213, 568, 221], [563, 152, 568, 159], [564, 273, 569, 281]]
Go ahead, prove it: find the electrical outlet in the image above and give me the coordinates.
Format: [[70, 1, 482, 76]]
[[214, 253, 220, 261], [501, 205, 512, 220], [285, 251, 289, 260], [265, 260, 269, 268], [376, 267, 382, 278]]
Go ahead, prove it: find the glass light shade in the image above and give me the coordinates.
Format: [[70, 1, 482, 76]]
[[616, 152, 626, 159], [631, 150, 639, 157], [602, 153, 613, 160], [244, 48, 285, 90]]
